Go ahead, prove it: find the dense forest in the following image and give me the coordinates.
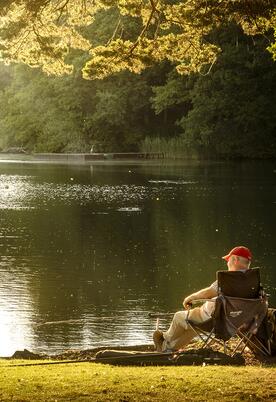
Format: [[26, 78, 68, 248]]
[[0, 3, 276, 158]]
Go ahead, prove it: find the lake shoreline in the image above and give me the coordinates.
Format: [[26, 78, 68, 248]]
[[3, 341, 275, 367], [0, 152, 165, 163], [0, 153, 276, 165]]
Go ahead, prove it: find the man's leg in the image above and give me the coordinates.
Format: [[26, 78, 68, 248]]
[[162, 307, 205, 351]]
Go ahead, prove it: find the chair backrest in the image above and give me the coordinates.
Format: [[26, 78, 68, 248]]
[[217, 268, 261, 299], [213, 268, 268, 347]]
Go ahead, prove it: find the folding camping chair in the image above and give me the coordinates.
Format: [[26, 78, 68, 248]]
[[186, 268, 271, 357]]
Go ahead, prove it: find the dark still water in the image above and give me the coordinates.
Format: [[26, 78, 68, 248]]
[[0, 160, 275, 356]]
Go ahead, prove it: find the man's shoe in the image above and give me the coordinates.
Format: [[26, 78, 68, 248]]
[[153, 330, 164, 352]]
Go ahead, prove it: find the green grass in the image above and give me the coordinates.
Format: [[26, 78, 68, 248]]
[[0, 359, 276, 401]]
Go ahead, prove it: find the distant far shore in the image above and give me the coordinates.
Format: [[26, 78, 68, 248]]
[[0, 153, 275, 166], [0, 152, 164, 163]]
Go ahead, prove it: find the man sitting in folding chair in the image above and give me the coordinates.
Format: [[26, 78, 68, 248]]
[[153, 245, 269, 356]]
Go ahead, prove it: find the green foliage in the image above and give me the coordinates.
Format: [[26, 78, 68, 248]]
[[0, 7, 167, 153], [79, 71, 156, 152], [0, 63, 159, 152], [149, 24, 276, 158], [0, 1, 275, 79], [151, 72, 192, 115], [0, 65, 89, 152]]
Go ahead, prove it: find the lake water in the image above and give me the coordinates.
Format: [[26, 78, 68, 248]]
[[0, 160, 275, 357]]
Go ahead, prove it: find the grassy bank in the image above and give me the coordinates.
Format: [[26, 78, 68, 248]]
[[1, 359, 275, 401]]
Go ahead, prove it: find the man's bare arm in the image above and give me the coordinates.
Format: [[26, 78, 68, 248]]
[[183, 286, 217, 309]]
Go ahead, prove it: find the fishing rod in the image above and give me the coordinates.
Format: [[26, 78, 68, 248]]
[[148, 299, 215, 319], [5, 351, 175, 368], [35, 319, 85, 327], [4, 359, 95, 368]]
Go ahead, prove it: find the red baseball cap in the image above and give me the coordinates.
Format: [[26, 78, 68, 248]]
[[222, 246, 252, 261]]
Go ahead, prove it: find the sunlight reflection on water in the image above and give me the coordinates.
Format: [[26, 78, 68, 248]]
[[0, 276, 37, 356], [0, 174, 180, 210]]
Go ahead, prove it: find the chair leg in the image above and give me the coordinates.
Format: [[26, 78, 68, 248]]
[[187, 323, 211, 348], [203, 328, 215, 349], [231, 335, 249, 356], [187, 324, 221, 350], [237, 330, 271, 356], [250, 336, 271, 356], [268, 340, 271, 355], [224, 342, 227, 354]]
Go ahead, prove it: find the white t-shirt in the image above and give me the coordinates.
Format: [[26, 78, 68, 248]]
[[201, 280, 218, 318]]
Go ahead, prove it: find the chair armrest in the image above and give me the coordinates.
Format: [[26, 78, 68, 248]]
[[190, 298, 216, 306]]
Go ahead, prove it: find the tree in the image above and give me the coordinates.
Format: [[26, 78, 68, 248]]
[[1, 5, 276, 157], [0, 64, 92, 151], [0, 1, 275, 79], [0, 58, 163, 152], [151, 23, 276, 157], [0, 6, 170, 153]]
